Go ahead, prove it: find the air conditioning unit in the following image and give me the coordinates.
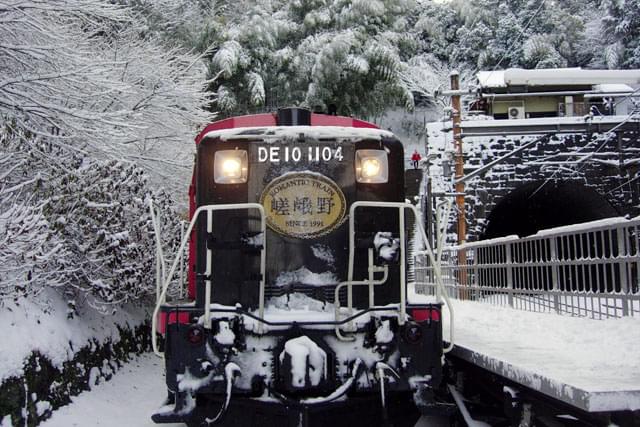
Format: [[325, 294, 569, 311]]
[[508, 106, 525, 120]]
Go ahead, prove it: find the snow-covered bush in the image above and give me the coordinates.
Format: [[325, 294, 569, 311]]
[[0, 0, 208, 312], [0, 128, 63, 302], [0, 125, 182, 313]]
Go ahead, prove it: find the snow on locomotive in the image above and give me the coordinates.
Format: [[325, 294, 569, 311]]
[[151, 108, 446, 427]]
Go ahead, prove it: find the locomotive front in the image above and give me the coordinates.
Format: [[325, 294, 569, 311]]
[[153, 108, 445, 427]]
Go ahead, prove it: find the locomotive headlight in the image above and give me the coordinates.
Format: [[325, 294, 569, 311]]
[[356, 150, 388, 183], [362, 158, 381, 177], [214, 150, 248, 184]]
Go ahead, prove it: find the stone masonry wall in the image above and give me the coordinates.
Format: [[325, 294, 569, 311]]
[[451, 130, 640, 240]]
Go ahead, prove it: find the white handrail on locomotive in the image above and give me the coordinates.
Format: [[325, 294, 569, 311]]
[[151, 203, 267, 357], [333, 249, 390, 341], [149, 202, 189, 301], [334, 201, 455, 351], [411, 199, 454, 350], [150, 201, 454, 357], [149, 200, 167, 303], [179, 220, 186, 299]]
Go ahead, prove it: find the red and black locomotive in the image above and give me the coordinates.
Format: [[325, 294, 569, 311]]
[[152, 108, 445, 427]]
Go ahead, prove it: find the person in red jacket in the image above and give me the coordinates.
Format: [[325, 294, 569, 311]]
[[411, 149, 421, 169]]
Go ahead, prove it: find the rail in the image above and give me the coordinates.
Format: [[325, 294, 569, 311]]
[[415, 216, 640, 319]]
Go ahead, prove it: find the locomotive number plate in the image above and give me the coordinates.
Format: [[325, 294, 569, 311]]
[[257, 146, 343, 163], [260, 173, 346, 239]]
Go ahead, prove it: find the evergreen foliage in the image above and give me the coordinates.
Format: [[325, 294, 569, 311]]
[[600, 0, 640, 68], [197, 0, 637, 115], [206, 0, 421, 117]]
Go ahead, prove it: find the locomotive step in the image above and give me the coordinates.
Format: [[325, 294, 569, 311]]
[[206, 235, 263, 254]]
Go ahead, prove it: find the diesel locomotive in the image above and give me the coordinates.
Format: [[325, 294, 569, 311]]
[[151, 108, 447, 427]]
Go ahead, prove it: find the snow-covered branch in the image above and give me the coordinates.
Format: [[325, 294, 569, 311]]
[[0, 0, 214, 192], [0, 126, 184, 311], [0, 0, 210, 311]]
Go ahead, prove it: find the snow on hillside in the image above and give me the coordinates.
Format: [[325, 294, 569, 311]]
[[0, 290, 149, 383]]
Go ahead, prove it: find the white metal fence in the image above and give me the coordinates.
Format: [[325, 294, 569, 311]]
[[415, 216, 640, 319]]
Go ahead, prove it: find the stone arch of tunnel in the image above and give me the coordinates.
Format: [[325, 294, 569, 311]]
[[481, 180, 619, 240]]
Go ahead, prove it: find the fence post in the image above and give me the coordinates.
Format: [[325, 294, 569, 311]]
[[506, 243, 514, 308], [616, 227, 630, 316], [473, 248, 479, 289], [550, 236, 560, 314]]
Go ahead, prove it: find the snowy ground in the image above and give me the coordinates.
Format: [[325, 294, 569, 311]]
[[40, 353, 178, 427], [36, 298, 640, 425], [40, 353, 436, 427]]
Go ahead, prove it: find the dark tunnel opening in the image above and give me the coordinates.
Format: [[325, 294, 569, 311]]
[[481, 180, 619, 240]]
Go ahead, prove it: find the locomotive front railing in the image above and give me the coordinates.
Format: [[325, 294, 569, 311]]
[[415, 216, 640, 319], [150, 200, 454, 355], [151, 203, 267, 357], [337, 201, 454, 351], [149, 202, 189, 302]]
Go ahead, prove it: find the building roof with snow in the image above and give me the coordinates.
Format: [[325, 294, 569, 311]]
[[477, 68, 640, 89], [471, 68, 640, 121]]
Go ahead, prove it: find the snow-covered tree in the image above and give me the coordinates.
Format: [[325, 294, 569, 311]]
[[523, 34, 567, 69], [117, 0, 219, 48], [599, 0, 640, 68], [452, 21, 493, 69], [0, 1, 209, 311], [206, 0, 421, 117], [408, 0, 597, 72], [478, 3, 524, 69], [411, 0, 465, 64], [0, 0, 214, 192]]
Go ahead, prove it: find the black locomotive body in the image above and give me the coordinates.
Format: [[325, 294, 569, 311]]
[[153, 108, 444, 427]]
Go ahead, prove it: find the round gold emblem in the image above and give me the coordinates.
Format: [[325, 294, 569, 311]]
[[260, 172, 346, 239]]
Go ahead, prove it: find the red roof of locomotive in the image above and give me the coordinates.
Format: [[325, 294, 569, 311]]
[[195, 112, 379, 145]]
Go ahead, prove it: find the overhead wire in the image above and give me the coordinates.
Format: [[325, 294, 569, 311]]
[[529, 108, 640, 197], [613, 85, 640, 107]]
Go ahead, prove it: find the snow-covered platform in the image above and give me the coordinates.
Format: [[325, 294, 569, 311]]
[[443, 300, 640, 413]]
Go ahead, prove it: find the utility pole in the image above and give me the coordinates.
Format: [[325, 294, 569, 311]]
[[450, 71, 468, 297], [450, 71, 466, 246]]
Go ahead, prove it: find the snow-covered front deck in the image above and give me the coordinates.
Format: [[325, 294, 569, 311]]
[[443, 300, 640, 413]]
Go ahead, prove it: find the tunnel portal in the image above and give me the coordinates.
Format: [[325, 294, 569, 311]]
[[481, 180, 619, 240]]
